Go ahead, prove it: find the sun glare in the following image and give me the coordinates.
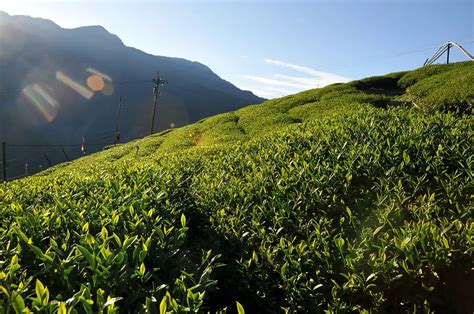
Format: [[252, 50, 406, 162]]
[[87, 74, 105, 91], [86, 68, 114, 95], [22, 84, 59, 123], [56, 70, 94, 99]]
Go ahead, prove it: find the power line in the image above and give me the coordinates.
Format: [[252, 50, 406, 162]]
[[115, 79, 153, 85], [6, 143, 111, 148], [4, 155, 59, 171], [4, 38, 471, 180], [282, 39, 474, 72], [0, 71, 164, 180], [0, 78, 154, 95], [93, 133, 116, 141], [61, 148, 71, 161], [2, 139, 114, 180], [90, 130, 116, 137], [424, 41, 474, 66], [8, 174, 28, 181], [7, 161, 32, 170], [0, 39, 472, 97], [43, 154, 52, 167]]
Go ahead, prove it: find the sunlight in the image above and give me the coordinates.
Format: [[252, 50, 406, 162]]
[[1, 1, 473, 312]]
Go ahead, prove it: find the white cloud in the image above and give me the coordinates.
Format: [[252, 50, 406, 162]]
[[242, 75, 310, 89], [242, 59, 350, 98], [238, 86, 276, 98], [238, 85, 299, 98], [261, 86, 300, 95], [265, 59, 349, 82]]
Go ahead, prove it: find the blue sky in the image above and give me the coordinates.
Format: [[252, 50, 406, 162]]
[[2, 0, 473, 98]]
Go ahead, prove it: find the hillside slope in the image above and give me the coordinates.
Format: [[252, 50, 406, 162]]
[[1, 62, 473, 313], [0, 11, 264, 178]]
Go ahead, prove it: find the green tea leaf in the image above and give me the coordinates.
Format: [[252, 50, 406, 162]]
[[77, 245, 96, 269], [180, 213, 187, 228], [160, 296, 167, 314], [236, 301, 245, 314]]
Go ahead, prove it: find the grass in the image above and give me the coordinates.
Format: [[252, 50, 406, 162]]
[[1, 61, 473, 313]]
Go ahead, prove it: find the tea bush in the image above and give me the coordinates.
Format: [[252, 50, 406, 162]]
[[1, 62, 472, 313]]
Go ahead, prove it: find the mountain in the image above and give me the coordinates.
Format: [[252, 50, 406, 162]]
[[0, 11, 264, 178], [1, 62, 472, 312]]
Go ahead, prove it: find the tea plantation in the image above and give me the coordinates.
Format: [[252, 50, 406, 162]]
[[1, 62, 473, 313]]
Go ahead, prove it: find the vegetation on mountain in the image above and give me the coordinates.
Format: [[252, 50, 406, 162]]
[[1, 62, 473, 313]]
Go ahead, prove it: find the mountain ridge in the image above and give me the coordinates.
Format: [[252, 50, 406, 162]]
[[0, 11, 264, 178]]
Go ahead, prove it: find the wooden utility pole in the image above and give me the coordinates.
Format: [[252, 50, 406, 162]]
[[115, 96, 123, 145], [149, 71, 168, 135], [2, 141, 6, 182]]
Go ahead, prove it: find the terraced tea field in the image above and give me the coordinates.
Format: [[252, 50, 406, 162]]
[[1, 62, 473, 313]]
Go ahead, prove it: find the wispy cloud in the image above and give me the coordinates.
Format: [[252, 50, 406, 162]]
[[265, 59, 349, 82], [238, 85, 299, 98], [238, 86, 278, 98], [242, 59, 350, 98], [242, 75, 310, 89], [260, 86, 300, 95]]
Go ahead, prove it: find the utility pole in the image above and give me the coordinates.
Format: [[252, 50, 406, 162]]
[[423, 41, 473, 66], [446, 43, 451, 64], [149, 71, 168, 135], [2, 141, 6, 182], [115, 96, 123, 145]]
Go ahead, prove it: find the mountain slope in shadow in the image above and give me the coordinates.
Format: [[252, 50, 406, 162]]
[[0, 11, 264, 177]]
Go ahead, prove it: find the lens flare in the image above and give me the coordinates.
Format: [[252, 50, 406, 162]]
[[86, 68, 114, 96], [56, 71, 94, 99], [102, 83, 114, 96], [87, 74, 105, 91], [22, 84, 59, 123], [86, 68, 112, 82]]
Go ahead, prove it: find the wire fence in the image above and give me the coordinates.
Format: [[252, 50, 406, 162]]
[[1, 139, 117, 182], [0, 76, 167, 182]]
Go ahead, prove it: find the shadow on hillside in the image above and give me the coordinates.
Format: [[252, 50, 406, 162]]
[[352, 75, 410, 109], [184, 203, 281, 313]]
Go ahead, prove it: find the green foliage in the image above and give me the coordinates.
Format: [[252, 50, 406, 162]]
[[1, 62, 473, 312], [399, 61, 474, 112]]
